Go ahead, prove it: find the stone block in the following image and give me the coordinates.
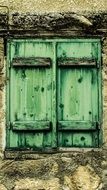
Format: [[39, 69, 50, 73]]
[[0, 184, 7, 190], [14, 178, 61, 190], [63, 165, 102, 190]]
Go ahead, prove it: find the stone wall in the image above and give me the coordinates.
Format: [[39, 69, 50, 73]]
[[0, 151, 104, 189], [0, 38, 5, 156], [0, 0, 106, 13], [0, 1, 106, 190]]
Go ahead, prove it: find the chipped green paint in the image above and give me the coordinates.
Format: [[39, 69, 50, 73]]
[[57, 41, 101, 147], [6, 39, 101, 150]]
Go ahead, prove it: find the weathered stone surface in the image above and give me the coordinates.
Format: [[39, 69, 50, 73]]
[[0, 0, 107, 13], [63, 166, 102, 190], [10, 165, 102, 190], [102, 38, 107, 148], [10, 12, 107, 31], [11, 13, 93, 30], [0, 77, 5, 90], [0, 151, 104, 189], [0, 111, 5, 120], [0, 91, 3, 108], [0, 39, 4, 71], [0, 12, 105, 32], [0, 184, 7, 190], [0, 38, 5, 154], [1, 158, 60, 179], [14, 178, 61, 190], [2, 151, 103, 177], [70, 165, 101, 190], [2, 12, 107, 32]]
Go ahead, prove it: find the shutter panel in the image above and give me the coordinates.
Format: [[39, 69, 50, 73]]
[[57, 41, 100, 147], [8, 40, 54, 149]]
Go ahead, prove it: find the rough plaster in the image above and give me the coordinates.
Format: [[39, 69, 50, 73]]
[[0, 0, 107, 13], [0, 38, 5, 156], [102, 38, 107, 148]]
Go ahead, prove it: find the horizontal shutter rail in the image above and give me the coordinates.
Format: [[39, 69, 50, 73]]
[[57, 57, 97, 67], [58, 121, 99, 131], [12, 57, 52, 67], [12, 121, 52, 131]]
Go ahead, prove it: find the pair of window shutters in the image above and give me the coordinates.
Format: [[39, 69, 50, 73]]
[[7, 39, 101, 150]]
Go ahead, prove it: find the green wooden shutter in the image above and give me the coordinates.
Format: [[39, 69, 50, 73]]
[[7, 40, 55, 149], [7, 39, 101, 150], [57, 41, 101, 147]]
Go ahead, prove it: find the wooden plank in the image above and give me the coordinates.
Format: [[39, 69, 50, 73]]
[[18, 132, 26, 148], [25, 133, 44, 148], [92, 131, 99, 147], [97, 42, 102, 146], [73, 132, 93, 147], [81, 69, 92, 121], [12, 57, 51, 67], [43, 132, 52, 147], [58, 121, 97, 130], [57, 68, 99, 121], [58, 58, 96, 67], [9, 130, 19, 148], [56, 42, 98, 60], [58, 132, 73, 147], [91, 69, 98, 121], [12, 121, 52, 131], [51, 42, 57, 147]]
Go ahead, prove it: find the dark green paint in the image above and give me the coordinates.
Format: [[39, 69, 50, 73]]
[[12, 121, 52, 131], [6, 39, 102, 149]]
